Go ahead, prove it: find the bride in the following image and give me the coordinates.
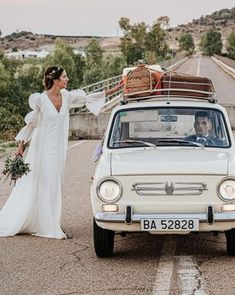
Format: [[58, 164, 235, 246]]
[[0, 66, 122, 239]]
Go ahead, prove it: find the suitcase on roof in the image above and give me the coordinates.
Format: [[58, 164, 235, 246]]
[[161, 73, 214, 97], [123, 64, 163, 98]]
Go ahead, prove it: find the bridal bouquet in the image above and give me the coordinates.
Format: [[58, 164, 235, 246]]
[[1, 156, 31, 186]]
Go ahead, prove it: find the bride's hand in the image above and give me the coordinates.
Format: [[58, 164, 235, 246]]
[[15, 142, 25, 157], [105, 79, 124, 97]]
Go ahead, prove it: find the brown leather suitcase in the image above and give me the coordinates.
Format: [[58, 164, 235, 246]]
[[124, 64, 161, 98], [161, 73, 214, 97]]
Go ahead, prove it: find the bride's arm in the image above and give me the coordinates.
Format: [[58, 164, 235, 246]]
[[15, 111, 38, 156], [15, 93, 41, 156], [67, 82, 123, 116], [104, 81, 123, 97]]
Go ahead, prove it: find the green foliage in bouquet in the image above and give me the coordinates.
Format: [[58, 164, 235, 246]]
[[1, 156, 31, 185]]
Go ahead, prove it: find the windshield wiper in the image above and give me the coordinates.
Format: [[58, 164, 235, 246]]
[[113, 140, 157, 149], [158, 139, 204, 147]]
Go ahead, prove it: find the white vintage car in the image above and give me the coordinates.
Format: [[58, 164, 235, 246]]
[[91, 89, 235, 257]]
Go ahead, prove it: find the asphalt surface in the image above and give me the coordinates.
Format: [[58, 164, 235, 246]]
[[0, 56, 235, 295], [176, 55, 235, 104]]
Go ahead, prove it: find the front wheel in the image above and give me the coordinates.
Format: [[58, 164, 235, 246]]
[[225, 229, 235, 256], [93, 219, 114, 258]]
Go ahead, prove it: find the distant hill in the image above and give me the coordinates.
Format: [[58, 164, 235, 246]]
[[167, 7, 235, 47], [0, 31, 121, 53], [1, 7, 235, 53]]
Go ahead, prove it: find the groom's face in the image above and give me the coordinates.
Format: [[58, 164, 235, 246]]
[[194, 116, 212, 136]]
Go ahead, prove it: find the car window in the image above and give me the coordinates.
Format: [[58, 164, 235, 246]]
[[108, 107, 230, 148]]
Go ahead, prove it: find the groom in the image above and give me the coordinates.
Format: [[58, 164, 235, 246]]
[[185, 111, 222, 146]]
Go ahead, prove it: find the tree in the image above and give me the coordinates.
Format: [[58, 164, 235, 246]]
[[1, 55, 22, 76], [100, 54, 126, 79], [0, 106, 24, 141], [73, 53, 85, 86], [120, 35, 143, 65], [85, 39, 103, 67], [200, 29, 222, 56], [226, 31, 235, 59], [119, 17, 131, 33], [8, 65, 43, 116], [119, 17, 169, 65], [179, 33, 195, 53], [145, 22, 168, 62], [0, 61, 10, 97], [119, 17, 146, 64], [83, 39, 104, 84]]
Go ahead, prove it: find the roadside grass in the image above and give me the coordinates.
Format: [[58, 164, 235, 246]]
[[0, 141, 17, 157]]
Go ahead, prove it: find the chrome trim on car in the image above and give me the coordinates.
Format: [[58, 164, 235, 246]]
[[132, 182, 207, 196], [94, 212, 235, 223]]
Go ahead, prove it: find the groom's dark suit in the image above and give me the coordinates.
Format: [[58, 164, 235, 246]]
[[185, 134, 223, 146]]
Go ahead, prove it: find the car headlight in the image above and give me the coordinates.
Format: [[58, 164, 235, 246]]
[[97, 178, 122, 203], [218, 178, 235, 201]]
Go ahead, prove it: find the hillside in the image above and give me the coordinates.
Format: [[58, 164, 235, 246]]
[[167, 7, 235, 47], [1, 7, 235, 53], [0, 31, 121, 53]]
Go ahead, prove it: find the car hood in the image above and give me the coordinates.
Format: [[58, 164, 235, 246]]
[[111, 148, 228, 175]]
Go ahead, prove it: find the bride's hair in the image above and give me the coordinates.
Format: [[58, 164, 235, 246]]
[[43, 66, 64, 90]]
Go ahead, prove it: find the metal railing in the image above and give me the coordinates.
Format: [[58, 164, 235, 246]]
[[70, 74, 122, 114], [211, 56, 235, 79], [214, 54, 235, 69], [71, 53, 188, 114]]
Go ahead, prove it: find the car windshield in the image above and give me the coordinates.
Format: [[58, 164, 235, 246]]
[[108, 107, 230, 149]]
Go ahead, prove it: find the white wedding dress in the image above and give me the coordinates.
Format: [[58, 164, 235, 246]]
[[0, 89, 105, 239]]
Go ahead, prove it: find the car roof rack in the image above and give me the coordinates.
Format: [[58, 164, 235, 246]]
[[122, 87, 217, 104]]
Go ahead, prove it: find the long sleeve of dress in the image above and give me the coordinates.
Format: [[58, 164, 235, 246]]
[[15, 93, 41, 143], [68, 89, 106, 116]]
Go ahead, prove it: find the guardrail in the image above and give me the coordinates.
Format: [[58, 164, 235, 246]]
[[211, 56, 235, 129], [211, 56, 235, 79], [71, 55, 189, 114], [214, 55, 235, 69]]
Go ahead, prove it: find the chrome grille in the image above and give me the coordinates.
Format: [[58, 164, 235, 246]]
[[132, 182, 207, 196]]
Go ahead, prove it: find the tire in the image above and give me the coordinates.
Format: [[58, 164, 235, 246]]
[[93, 219, 114, 258], [225, 229, 235, 256]]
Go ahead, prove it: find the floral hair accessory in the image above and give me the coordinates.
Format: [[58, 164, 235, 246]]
[[46, 67, 63, 79], [46, 70, 57, 79]]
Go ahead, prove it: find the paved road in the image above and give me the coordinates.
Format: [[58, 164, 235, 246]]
[[177, 55, 235, 104], [1, 57, 235, 295]]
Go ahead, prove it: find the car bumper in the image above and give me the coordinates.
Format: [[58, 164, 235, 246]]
[[94, 212, 235, 223]]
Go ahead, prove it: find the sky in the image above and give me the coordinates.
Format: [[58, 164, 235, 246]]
[[0, 0, 235, 37]]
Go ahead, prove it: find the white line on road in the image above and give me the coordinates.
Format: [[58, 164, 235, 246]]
[[176, 255, 208, 295], [152, 236, 177, 295], [152, 236, 208, 295], [68, 140, 85, 150], [197, 57, 201, 76]]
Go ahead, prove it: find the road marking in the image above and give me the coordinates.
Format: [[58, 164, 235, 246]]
[[176, 255, 208, 295], [152, 236, 177, 295], [197, 57, 201, 76], [68, 140, 85, 150], [152, 237, 208, 295]]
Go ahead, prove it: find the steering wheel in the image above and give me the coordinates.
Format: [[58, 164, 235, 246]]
[[195, 136, 215, 145]]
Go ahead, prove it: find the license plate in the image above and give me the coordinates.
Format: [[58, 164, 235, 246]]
[[140, 218, 199, 231]]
